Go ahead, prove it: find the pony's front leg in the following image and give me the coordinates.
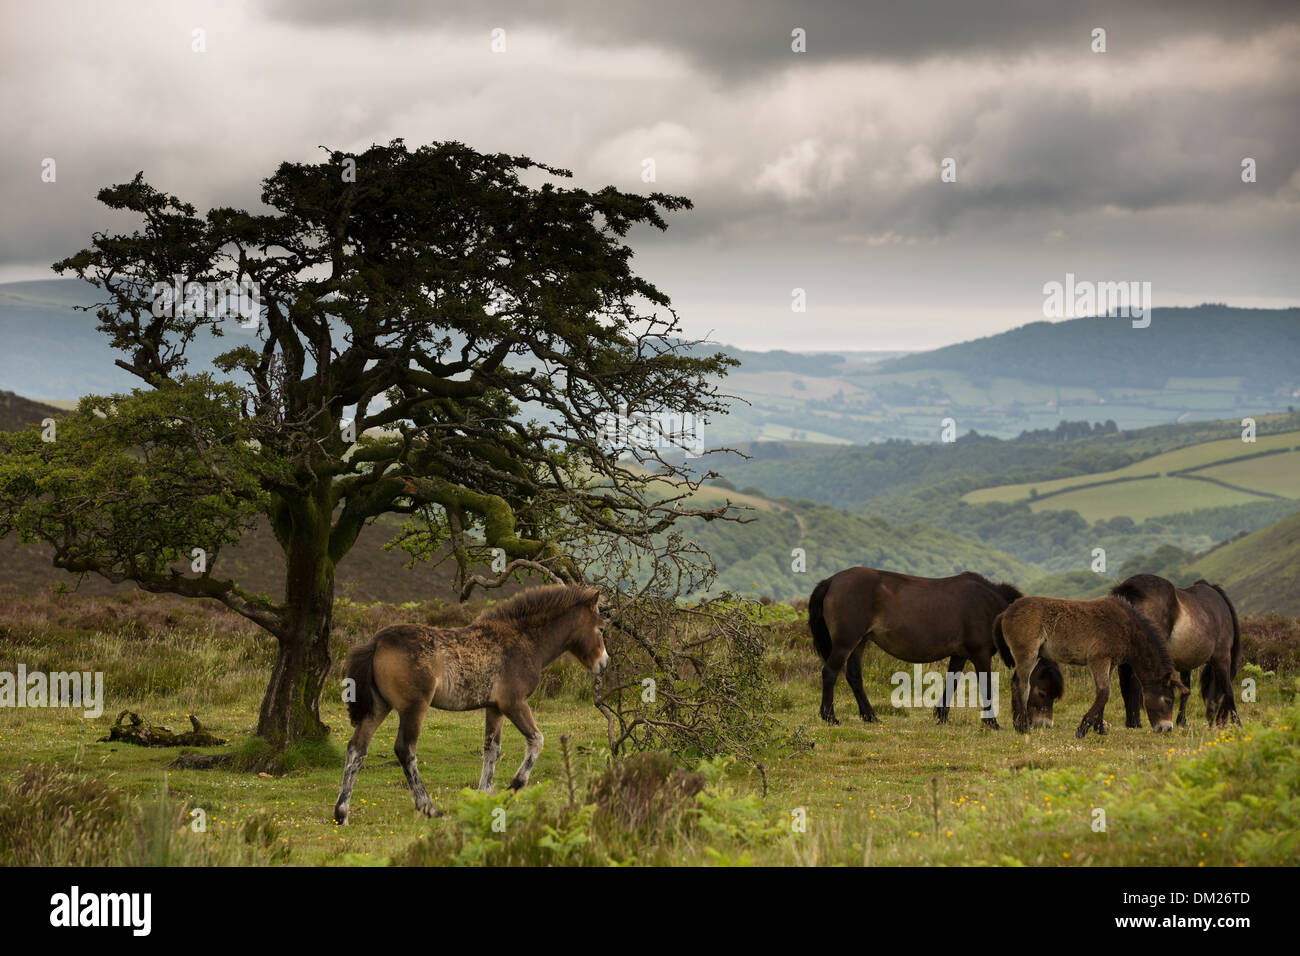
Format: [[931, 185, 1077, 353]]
[[504, 701, 543, 791], [1077, 660, 1111, 739], [478, 706, 504, 791], [1011, 654, 1038, 733], [935, 655, 966, 724], [969, 651, 999, 729]]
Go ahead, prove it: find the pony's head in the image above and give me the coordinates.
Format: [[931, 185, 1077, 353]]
[[1120, 599, 1187, 732], [479, 584, 610, 674], [1026, 659, 1065, 728], [564, 587, 609, 675]]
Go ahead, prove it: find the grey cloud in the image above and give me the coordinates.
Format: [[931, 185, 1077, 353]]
[[265, 0, 1300, 76]]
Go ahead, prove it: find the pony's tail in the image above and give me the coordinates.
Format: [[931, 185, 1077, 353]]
[[808, 577, 834, 662], [993, 611, 1014, 667], [344, 641, 380, 726], [1210, 583, 1242, 678]]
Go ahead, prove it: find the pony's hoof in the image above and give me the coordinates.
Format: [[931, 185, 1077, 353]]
[[822, 714, 840, 726], [418, 803, 442, 818], [508, 778, 527, 792], [982, 718, 1001, 730], [1075, 725, 1089, 739], [861, 712, 878, 724], [933, 710, 950, 724], [333, 806, 348, 826]]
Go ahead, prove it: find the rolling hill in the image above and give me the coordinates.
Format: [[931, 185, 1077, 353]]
[[880, 303, 1300, 393], [0, 390, 62, 432], [0, 515, 538, 606], [5, 279, 1297, 443], [1185, 512, 1300, 617]]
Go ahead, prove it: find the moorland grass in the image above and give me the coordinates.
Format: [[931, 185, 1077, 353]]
[[0, 590, 1295, 866]]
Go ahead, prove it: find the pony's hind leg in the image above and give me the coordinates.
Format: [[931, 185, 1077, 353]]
[[395, 702, 440, 818], [935, 655, 966, 724], [1205, 658, 1239, 726], [845, 643, 878, 723], [333, 702, 391, 825], [478, 705, 504, 792], [1077, 660, 1111, 739], [503, 701, 544, 791]]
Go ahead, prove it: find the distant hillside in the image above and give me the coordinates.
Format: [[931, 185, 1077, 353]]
[[1186, 512, 1300, 617], [0, 278, 273, 400], [0, 390, 62, 432], [715, 412, 1300, 511], [881, 304, 1300, 395], [681, 493, 1037, 600], [6, 281, 1295, 442], [0, 516, 537, 606]]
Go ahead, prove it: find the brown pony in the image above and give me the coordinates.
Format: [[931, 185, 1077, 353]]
[[1111, 574, 1242, 727], [333, 585, 608, 825], [808, 568, 1059, 729], [995, 594, 1187, 737]]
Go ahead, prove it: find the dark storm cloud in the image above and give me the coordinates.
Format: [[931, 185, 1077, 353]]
[[265, 0, 1300, 76], [1, 0, 1296, 346]]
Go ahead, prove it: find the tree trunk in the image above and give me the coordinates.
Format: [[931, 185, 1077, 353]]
[[256, 497, 335, 750]]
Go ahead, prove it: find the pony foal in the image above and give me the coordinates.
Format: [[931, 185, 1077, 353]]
[[333, 585, 608, 824]]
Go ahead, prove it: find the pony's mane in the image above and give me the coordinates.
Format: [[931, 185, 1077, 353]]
[[1109, 573, 1173, 604], [1108, 593, 1174, 675], [963, 571, 1022, 604], [1111, 574, 1177, 635], [477, 585, 598, 628]]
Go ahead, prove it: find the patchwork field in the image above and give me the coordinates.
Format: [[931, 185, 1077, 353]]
[[960, 430, 1300, 521], [1198, 450, 1300, 498], [966, 431, 1300, 504]]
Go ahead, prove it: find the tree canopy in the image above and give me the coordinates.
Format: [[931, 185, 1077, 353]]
[[0, 140, 737, 751]]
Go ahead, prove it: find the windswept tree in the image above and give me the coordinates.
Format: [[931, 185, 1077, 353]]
[[0, 141, 737, 754]]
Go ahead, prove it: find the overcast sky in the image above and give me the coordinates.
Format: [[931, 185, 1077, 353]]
[[2, 0, 1297, 350]]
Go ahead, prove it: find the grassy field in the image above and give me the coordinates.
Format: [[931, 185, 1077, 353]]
[[1198, 450, 1300, 498], [1029, 476, 1270, 523], [2, 589, 1298, 866]]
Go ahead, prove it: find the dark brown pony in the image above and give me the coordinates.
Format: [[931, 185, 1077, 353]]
[[808, 568, 1057, 729], [995, 594, 1187, 737], [1111, 574, 1242, 727], [333, 585, 608, 825]]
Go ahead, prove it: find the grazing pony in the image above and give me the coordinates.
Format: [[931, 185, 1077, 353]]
[[1111, 575, 1242, 727], [995, 594, 1187, 737], [1019, 658, 1067, 729], [808, 568, 1058, 729], [333, 585, 609, 825]]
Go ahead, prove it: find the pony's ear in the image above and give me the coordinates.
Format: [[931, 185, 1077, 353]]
[[580, 586, 601, 607], [1171, 674, 1190, 693]]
